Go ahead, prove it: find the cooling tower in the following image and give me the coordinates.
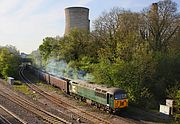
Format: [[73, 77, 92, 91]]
[[65, 7, 90, 35]]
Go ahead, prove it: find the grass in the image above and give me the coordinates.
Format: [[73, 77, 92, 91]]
[[77, 100, 87, 106], [13, 83, 32, 95], [12, 82, 39, 99], [36, 82, 63, 95], [87, 106, 98, 112]]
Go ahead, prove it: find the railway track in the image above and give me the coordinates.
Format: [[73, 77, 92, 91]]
[[0, 104, 27, 124], [20, 66, 112, 124], [0, 86, 72, 124], [0, 115, 12, 124]]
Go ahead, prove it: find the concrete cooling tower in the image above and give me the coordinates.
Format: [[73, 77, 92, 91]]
[[65, 7, 90, 35]]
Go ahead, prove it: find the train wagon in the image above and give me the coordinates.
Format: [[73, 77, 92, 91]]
[[27, 65, 50, 84], [26, 65, 37, 74], [69, 80, 128, 112], [49, 75, 69, 94], [26, 65, 40, 79], [39, 71, 50, 84]]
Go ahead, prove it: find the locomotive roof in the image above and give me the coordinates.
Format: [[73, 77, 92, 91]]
[[107, 88, 126, 94], [70, 79, 125, 94]]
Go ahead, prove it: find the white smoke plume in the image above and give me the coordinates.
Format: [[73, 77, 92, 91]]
[[45, 59, 94, 81]]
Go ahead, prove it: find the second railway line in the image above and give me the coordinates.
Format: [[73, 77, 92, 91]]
[[0, 104, 27, 124], [0, 84, 72, 124]]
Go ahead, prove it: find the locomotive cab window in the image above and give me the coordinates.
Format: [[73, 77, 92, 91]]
[[114, 93, 127, 100], [110, 94, 114, 100], [72, 82, 78, 84]]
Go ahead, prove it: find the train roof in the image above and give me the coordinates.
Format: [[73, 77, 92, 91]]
[[70, 79, 125, 94], [107, 88, 126, 94]]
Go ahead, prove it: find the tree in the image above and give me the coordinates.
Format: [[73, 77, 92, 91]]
[[36, 0, 180, 109], [93, 8, 144, 63], [39, 37, 59, 60], [142, 0, 180, 52], [59, 29, 91, 62], [29, 50, 43, 68], [0, 47, 21, 78]]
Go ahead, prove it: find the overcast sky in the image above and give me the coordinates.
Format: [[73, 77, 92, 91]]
[[0, 0, 179, 54]]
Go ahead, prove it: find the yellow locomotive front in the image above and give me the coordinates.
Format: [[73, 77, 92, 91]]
[[114, 93, 128, 109], [108, 88, 128, 111]]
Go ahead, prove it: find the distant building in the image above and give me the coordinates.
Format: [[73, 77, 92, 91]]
[[20, 52, 28, 58], [64, 7, 90, 35]]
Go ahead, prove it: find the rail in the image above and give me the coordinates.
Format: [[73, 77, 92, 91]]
[[0, 82, 72, 124]]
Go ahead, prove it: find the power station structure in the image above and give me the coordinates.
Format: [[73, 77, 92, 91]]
[[64, 7, 90, 35]]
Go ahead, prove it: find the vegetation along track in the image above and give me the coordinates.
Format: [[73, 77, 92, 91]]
[[0, 85, 72, 124], [19, 66, 113, 124]]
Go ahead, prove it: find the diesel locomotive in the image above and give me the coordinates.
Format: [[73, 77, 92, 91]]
[[27, 65, 128, 112]]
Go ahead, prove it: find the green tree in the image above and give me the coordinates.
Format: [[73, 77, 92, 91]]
[[39, 37, 59, 60], [0, 47, 21, 78], [166, 83, 180, 120]]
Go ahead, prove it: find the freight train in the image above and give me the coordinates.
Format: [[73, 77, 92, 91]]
[[27, 65, 128, 113]]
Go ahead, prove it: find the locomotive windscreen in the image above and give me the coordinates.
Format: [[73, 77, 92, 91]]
[[114, 93, 127, 100]]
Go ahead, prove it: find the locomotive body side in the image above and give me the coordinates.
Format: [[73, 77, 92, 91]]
[[69, 80, 128, 112], [69, 80, 107, 105]]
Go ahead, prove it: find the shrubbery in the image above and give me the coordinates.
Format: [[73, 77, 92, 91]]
[[0, 46, 21, 79]]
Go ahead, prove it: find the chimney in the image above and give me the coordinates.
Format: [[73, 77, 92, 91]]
[[151, 3, 158, 14]]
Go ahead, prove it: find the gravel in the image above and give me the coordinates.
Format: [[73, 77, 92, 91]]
[[0, 81, 43, 124]]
